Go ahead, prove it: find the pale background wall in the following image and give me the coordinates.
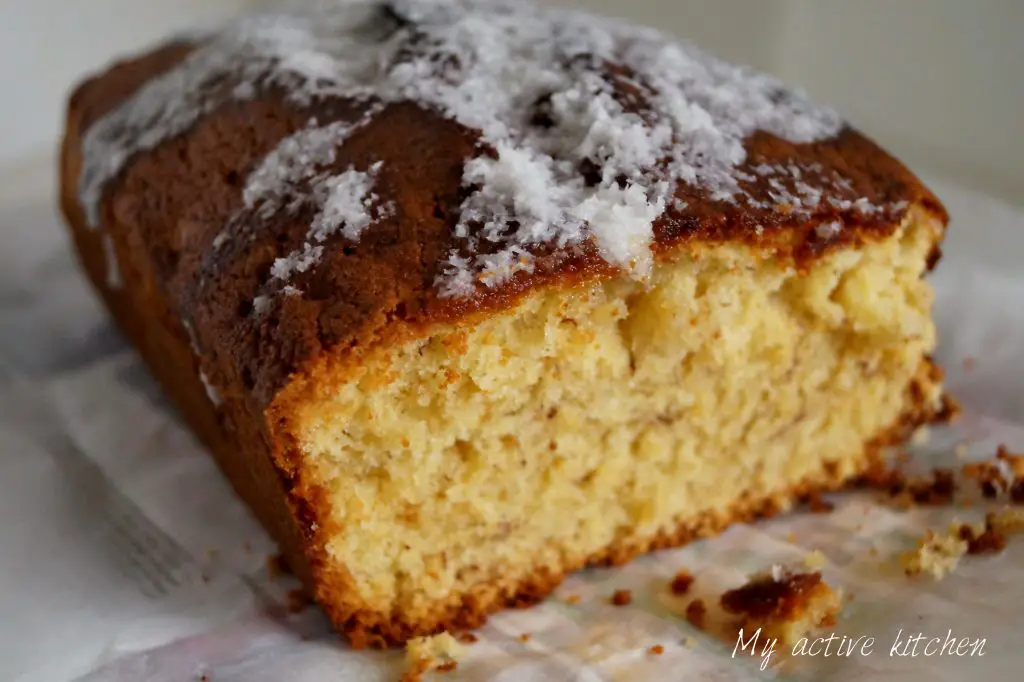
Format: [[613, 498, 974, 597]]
[[2, 0, 1021, 204]]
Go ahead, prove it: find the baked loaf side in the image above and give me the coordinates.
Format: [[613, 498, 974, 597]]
[[60, 0, 948, 646]]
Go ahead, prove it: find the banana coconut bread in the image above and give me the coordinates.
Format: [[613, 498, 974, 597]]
[[59, 0, 950, 647]]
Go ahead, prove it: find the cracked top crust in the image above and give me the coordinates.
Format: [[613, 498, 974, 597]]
[[62, 0, 946, 408]]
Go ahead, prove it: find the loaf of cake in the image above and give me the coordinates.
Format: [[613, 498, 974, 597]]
[[59, 0, 950, 647]]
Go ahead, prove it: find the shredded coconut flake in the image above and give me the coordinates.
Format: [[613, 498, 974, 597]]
[[815, 220, 842, 240], [78, 0, 882, 297], [266, 160, 387, 289], [101, 232, 121, 288], [199, 369, 222, 405]]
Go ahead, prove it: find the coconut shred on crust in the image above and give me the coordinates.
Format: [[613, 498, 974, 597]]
[[76, 0, 931, 306]]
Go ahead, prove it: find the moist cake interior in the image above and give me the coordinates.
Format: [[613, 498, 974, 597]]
[[286, 206, 942, 624]]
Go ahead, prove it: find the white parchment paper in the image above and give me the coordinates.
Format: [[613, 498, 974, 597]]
[[1, 158, 1022, 682]]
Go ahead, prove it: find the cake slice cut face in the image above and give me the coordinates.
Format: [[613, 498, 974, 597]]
[[60, 0, 949, 646]]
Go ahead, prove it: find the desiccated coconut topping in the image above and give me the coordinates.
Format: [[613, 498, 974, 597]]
[[79, 0, 857, 300]]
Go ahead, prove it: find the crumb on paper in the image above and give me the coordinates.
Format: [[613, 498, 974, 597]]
[[962, 446, 1024, 502], [858, 463, 957, 508], [564, 594, 581, 605], [937, 394, 962, 422], [610, 589, 632, 606], [955, 444, 968, 459], [901, 526, 967, 579], [988, 507, 1024, 534], [683, 636, 695, 647], [436, 660, 458, 673], [963, 460, 1005, 499], [996, 444, 1024, 476], [518, 633, 531, 642], [720, 568, 842, 649], [806, 492, 835, 514], [904, 469, 957, 506], [649, 644, 664, 655], [901, 514, 1018, 581], [670, 570, 695, 596], [267, 552, 289, 580], [403, 632, 465, 681], [399, 656, 431, 682], [457, 632, 478, 644], [286, 588, 313, 613], [786, 531, 797, 542], [958, 521, 1006, 555], [803, 549, 827, 570], [685, 599, 707, 629]]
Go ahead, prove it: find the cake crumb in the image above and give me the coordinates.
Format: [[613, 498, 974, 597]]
[[997, 444, 1024, 476], [963, 461, 1005, 498], [404, 632, 465, 681], [988, 507, 1024, 534], [803, 549, 827, 570], [564, 594, 581, 605], [863, 465, 956, 508], [518, 633, 531, 642], [435, 660, 458, 673], [957, 522, 1006, 555], [720, 569, 842, 649], [936, 395, 962, 423], [399, 657, 431, 682], [962, 446, 1024, 502], [786, 531, 797, 542], [457, 632, 478, 644], [610, 589, 632, 606], [901, 526, 968, 579], [286, 588, 313, 613], [805, 492, 835, 514], [685, 599, 707, 629], [683, 636, 695, 647], [670, 570, 695, 596], [267, 553, 289, 580], [649, 644, 664, 655], [955, 444, 968, 460]]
